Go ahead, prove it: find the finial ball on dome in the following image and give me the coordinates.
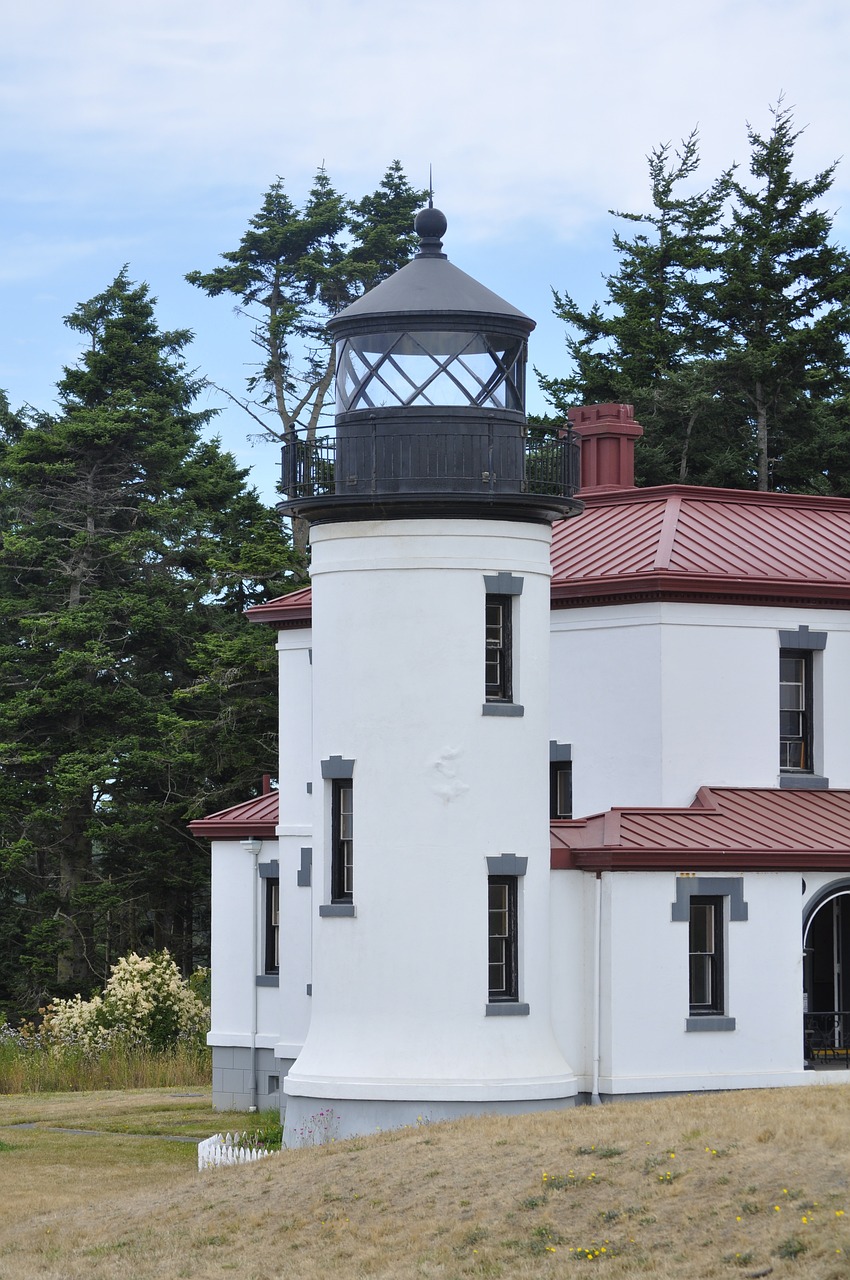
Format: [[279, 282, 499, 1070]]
[[414, 206, 448, 240]]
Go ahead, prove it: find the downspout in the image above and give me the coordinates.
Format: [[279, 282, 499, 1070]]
[[591, 870, 602, 1106], [241, 836, 263, 1112]]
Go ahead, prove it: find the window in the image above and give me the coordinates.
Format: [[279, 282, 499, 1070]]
[[780, 650, 812, 772], [689, 896, 723, 1016], [482, 574, 523, 717], [331, 779, 353, 903], [485, 596, 512, 701], [550, 761, 572, 818], [488, 876, 518, 1002], [264, 877, 280, 975], [672, 876, 744, 1032], [777, 627, 828, 788]]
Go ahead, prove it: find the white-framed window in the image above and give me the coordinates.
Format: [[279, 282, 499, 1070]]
[[488, 876, 518, 1002], [780, 650, 812, 772], [482, 574, 524, 716], [778, 626, 828, 788], [485, 596, 512, 702], [688, 895, 723, 1015], [331, 779, 353, 904], [672, 876, 745, 1032], [264, 877, 280, 975]]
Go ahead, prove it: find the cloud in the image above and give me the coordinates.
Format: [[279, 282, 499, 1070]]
[[3, 0, 849, 240]]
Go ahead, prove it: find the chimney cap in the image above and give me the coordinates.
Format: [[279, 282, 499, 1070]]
[[567, 402, 643, 492]]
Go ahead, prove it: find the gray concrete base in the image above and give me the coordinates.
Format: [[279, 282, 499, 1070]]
[[282, 1092, 576, 1146], [212, 1046, 294, 1113]]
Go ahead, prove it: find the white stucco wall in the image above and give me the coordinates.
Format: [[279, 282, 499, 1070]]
[[549, 868, 593, 1090], [275, 632, 314, 1060], [551, 602, 850, 815], [599, 871, 805, 1093], [285, 517, 575, 1106], [208, 836, 281, 1049]]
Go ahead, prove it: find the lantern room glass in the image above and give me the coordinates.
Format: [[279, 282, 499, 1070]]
[[335, 330, 526, 413]]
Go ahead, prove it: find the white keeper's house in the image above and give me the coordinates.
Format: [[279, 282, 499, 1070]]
[[190, 206, 850, 1144]]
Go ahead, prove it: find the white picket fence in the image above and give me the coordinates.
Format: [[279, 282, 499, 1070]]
[[198, 1131, 279, 1170]]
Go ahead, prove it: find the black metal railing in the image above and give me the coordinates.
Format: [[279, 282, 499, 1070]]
[[804, 1011, 850, 1066], [280, 429, 580, 502]]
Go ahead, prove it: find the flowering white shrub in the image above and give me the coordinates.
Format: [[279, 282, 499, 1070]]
[[41, 951, 209, 1053]]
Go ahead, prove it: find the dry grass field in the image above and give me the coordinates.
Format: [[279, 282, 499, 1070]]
[[2, 1083, 850, 1279]]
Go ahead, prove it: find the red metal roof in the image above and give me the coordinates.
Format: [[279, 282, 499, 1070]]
[[188, 790, 279, 839], [190, 783, 850, 869], [552, 786, 850, 871], [551, 485, 850, 609], [248, 485, 850, 625], [246, 586, 313, 627]]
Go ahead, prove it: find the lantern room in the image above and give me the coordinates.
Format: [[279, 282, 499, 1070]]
[[279, 205, 581, 524]]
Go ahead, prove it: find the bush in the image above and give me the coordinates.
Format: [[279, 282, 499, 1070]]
[[40, 950, 209, 1053]]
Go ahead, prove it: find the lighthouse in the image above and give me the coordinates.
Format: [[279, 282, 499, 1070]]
[[279, 206, 583, 1142]]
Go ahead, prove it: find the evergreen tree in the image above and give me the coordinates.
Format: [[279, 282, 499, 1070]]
[[714, 102, 850, 491], [0, 273, 298, 1008], [544, 109, 850, 493], [539, 131, 736, 486], [187, 161, 428, 551]]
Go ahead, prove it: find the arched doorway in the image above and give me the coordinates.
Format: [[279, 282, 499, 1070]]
[[803, 884, 850, 1067]]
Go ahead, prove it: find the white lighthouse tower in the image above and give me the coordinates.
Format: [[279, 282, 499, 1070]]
[[279, 206, 582, 1142]]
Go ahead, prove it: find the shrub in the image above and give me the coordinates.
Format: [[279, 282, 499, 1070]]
[[40, 950, 209, 1053]]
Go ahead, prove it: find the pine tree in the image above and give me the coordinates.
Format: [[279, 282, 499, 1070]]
[[539, 131, 736, 486], [0, 273, 297, 1007], [714, 102, 850, 492], [543, 110, 850, 494], [187, 162, 428, 552]]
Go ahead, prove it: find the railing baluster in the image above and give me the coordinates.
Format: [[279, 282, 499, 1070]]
[[281, 432, 579, 501]]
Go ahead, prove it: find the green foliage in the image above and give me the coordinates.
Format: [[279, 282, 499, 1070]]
[[42, 950, 208, 1052], [187, 161, 427, 550], [0, 273, 301, 1009], [714, 102, 850, 492], [543, 107, 850, 493]]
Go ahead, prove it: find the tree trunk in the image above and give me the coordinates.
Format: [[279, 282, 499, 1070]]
[[678, 411, 698, 482], [755, 380, 769, 490], [56, 800, 95, 990]]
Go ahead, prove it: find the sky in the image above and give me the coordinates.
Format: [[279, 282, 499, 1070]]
[[2, 0, 850, 503]]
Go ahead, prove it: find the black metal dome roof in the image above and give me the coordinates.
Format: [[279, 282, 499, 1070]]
[[326, 208, 534, 338]]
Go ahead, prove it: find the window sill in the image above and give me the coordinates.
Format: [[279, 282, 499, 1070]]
[[482, 703, 524, 717], [319, 903, 356, 917], [779, 773, 829, 790], [256, 974, 279, 988], [486, 1002, 530, 1017], [686, 1015, 736, 1032]]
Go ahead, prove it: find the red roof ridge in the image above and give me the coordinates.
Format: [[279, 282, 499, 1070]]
[[652, 493, 682, 570]]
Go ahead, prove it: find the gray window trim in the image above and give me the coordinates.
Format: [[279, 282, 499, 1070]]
[[686, 1015, 736, 1032], [483, 572, 524, 596], [486, 855, 528, 876], [778, 625, 827, 651], [780, 773, 829, 790], [671, 876, 748, 922], [258, 860, 279, 879], [255, 974, 279, 988], [674, 878, 745, 1034], [318, 903, 356, 918], [486, 1002, 530, 1016], [296, 847, 312, 887], [550, 741, 572, 762], [482, 702, 524, 717], [321, 755, 355, 779]]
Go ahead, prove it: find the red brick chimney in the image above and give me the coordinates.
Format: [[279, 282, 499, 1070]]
[[566, 403, 643, 493]]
